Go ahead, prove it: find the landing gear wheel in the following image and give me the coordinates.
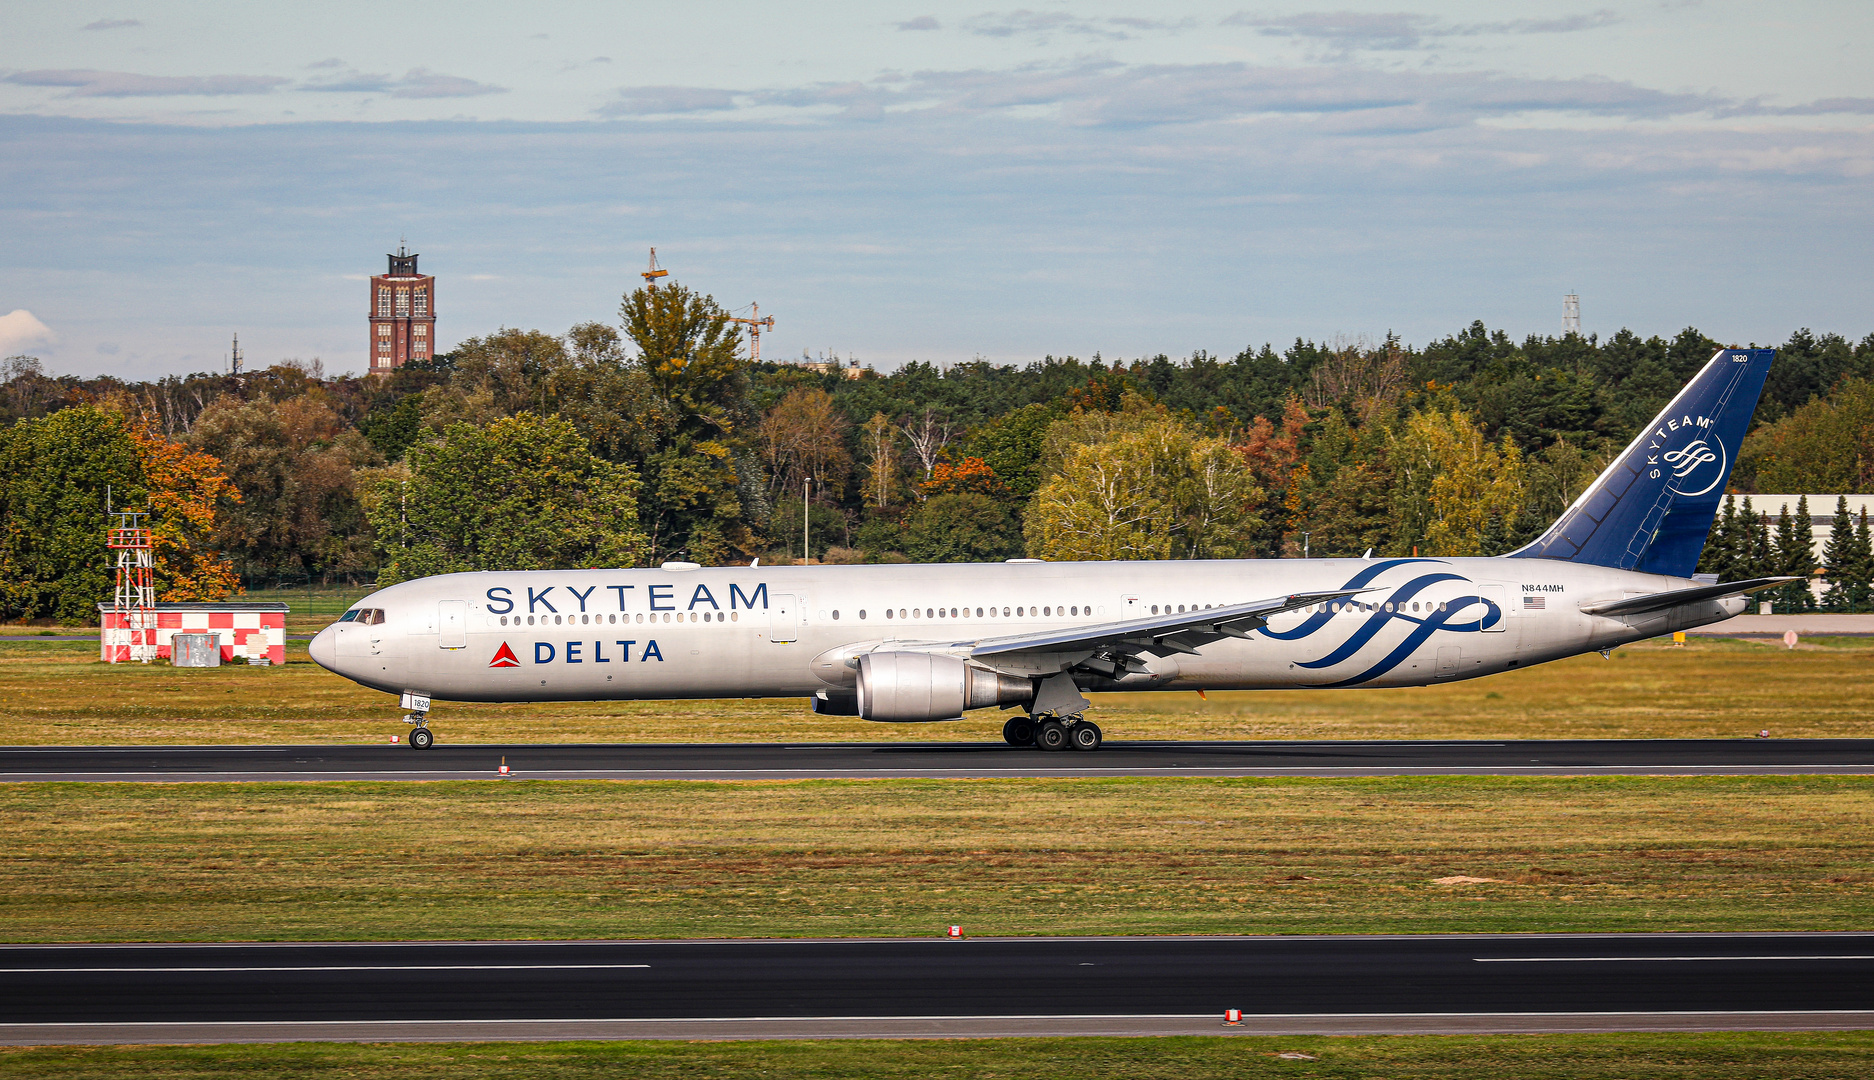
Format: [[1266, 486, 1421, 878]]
[[1002, 716, 1037, 747], [1035, 719, 1069, 752], [409, 727, 434, 750], [1069, 721, 1102, 752]]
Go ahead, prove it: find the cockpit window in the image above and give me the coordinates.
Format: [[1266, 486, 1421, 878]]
[[338, 610, 358, 622], [346, 608, 387, 625]]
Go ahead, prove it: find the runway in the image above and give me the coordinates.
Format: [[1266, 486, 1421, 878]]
[[1, 933, 1870, 1043], [0, 738, 1869, 781]]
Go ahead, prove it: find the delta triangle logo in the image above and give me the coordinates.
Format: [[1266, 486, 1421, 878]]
[[489, 642, 520, 668]]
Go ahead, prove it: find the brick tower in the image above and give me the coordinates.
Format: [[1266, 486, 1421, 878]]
[[368, 243, 436, 374]]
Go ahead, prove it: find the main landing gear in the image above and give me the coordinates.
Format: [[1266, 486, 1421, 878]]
[[1003, 714, 1101, 752], [405, 711, 434, 750]]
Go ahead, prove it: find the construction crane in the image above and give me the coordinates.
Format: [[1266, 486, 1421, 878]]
[[642, 248, 669, 289], [727, 301, 776, 364]]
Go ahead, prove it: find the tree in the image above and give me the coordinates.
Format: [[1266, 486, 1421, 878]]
[[366, 413, 647, 585], [0, 406, 146, 622], [899, 407, 953, 479], [1390, 407, 1527, 557], [0, 405, 239, 622], [1770, 497, 1816, 613], [919, 457, 1012, 501], [902, 493, 1023, 563], [757, 387, 852, 502], [860, 412, 898, 509], [132, 424, 242, 602], [1821, 497, 1869, 611], [188, 391, 380, 583], [1025, 412, 1264, 561], [620, 283, 746, 437]]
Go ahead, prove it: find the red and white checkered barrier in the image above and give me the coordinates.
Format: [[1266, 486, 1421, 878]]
[[98, 603, 287, 666]]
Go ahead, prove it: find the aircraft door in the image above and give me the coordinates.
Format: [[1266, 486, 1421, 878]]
[[770, 594, 802, 644], [438, 601, 467, 649], [1478, 585, 1506, 632]]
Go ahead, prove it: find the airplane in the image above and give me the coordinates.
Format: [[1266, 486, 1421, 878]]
[[311, 348, 1793, 751]]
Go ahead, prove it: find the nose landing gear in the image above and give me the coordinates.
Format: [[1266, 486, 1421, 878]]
[[404, 711, 434, 750]]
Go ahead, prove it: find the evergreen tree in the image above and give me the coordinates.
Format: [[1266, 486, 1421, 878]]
[[1746, 503, 1776, 580], [1698, 494, 1739, 577], [1853, 508, 1874, 612], [1770, 499, 1815, 613], [1821, 496, 1862, 611]]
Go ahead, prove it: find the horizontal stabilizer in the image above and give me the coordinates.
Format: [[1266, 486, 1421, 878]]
[[1578, 577, 1796, 618]]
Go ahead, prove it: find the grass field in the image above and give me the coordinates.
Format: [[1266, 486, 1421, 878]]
[[2, 775, 1869, 942], [0, 635, 1868, 745], [4, 1033, 1874, 1079]]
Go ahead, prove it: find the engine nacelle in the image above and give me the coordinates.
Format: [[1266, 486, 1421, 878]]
[[856, 651, 1033, 723]]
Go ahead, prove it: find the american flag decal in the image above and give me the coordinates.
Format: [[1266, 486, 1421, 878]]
[[1523, 595, 1546, 610]]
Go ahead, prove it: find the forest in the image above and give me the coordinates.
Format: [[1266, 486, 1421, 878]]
[[2, 276, 1872, 623]]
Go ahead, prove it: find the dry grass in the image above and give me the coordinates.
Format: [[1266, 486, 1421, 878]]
[[5, 1033, 1874, 1079], [0, 635, 1867, 745], [1, 775, 1869, 942]]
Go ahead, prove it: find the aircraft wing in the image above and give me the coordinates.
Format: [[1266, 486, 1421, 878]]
[[970, 588, 1371, 672], [1577, 576, 1798, 618]]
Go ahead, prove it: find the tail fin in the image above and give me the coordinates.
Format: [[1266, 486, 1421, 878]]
[[1508, 348, 1774, 578]]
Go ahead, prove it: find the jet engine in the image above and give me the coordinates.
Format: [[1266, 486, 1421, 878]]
[[855, 651, 1033, 722]]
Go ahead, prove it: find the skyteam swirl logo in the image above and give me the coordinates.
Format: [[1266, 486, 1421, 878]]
[[1649, 415, 1726, 497], [1260, 559, 1502, 687]]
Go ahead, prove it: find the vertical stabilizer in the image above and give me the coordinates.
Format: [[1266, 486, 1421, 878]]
[[1508, 348, 1774, 578]]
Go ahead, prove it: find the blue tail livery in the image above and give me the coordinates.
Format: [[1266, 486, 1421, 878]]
[[1509, 348, 1774, 578]]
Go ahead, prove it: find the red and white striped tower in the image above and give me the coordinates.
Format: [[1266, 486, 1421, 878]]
[[107, 510, 156, 663]]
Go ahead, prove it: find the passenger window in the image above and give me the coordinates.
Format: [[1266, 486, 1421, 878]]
[[1043, 606, 1051, 616], [832, 610, 840, 620]]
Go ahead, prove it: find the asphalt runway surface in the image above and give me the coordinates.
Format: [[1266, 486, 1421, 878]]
[[2, 934, 1870, 1043], [0, 738, 1869, 781]]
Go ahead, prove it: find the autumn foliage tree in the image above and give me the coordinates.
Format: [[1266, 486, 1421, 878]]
[[0, 405, 239, 622]]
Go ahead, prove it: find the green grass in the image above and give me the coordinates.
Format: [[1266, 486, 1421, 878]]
[[4, 1033, 1874, 1079], [3, 775, 1870, 942], [0, 635, 1870, 745]]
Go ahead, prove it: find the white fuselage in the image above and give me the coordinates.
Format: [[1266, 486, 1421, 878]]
[[310, 556, 1746, 711]]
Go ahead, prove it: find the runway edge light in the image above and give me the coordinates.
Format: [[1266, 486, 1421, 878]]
[[947, 925, 962, 938], [499, 756, 510, 776], [1224, 1008, 1242, 1026]]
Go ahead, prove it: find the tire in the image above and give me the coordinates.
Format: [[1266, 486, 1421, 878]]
[[1002, 716, 1037, 746], [1036, 719, 1069, 752], [1069, 721, 1102, 751], [409, 727, 434, 750]]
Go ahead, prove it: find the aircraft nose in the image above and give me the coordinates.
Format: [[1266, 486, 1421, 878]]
[[308, 625, 338, 672]]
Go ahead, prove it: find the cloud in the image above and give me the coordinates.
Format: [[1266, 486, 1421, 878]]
[[598, 85, 739, 115], [0, 310, 56, 356], [300, 67, 506, 98], [895, 15, 941, 31], [745, 60, 1719, 130], [1225, 11, 1433, 51], [2, 69, 289, 97], [81, 18, 141, 31], [964, 10, 1131, 41], [1224, 8, 1622, 54], [392, 69, 505, 99]]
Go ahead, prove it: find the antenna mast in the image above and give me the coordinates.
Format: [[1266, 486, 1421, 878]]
[[230, 332, 243, 379], [1563, 293, 1581, 337]]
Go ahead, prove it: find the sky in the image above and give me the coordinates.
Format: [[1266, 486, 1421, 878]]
[[1, 1, 1870, 379]]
